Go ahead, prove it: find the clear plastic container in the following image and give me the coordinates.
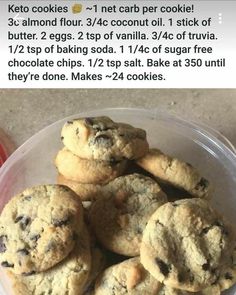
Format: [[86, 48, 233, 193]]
[[0, 108, 235, 295]]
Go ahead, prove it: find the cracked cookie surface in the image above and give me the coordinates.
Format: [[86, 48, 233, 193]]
[[140, 198, 235, 292], [8, 226, 91, 295], [89, 174, 167, 256], [55, 148, 127, 184], [95, 257, 160, 295], [61, 116, 149, 161], [0, 185, 83, 274], [136, 148, 211, 198]]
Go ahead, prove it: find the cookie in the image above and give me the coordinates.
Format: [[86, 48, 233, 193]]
[[140, 198, 235, 292], [94, 257, 160, 295], [57, 174, 102, 201], [8, 226, 91, 295], [55, 148, 127, 184], [136, 148, 211, 198], [61, 116, 149, 161], [0, 185, 83, 275], [89, 174, 167, 256]]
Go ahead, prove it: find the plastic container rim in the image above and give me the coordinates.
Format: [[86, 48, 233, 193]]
[[0, 107, 235, 179]]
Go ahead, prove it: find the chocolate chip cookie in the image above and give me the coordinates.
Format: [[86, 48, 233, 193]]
[[55, 148, 127, 184], [89, 174, 167, 256], [94, 257, 160, 295], [140, 198, 235, 292], [61, 116, 149, 161], [8, 226, 91, 295], [136, 148, 211, 198], [0, 185, 83, 275]]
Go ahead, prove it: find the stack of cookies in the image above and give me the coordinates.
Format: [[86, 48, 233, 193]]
[[0, 115, 235, 295], [55, 116, 235, 295], [55, 116, 149, 201]]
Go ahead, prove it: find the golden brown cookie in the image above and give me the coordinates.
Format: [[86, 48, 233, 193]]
[[61, 116, 149, 161], [89, 174, 167, 256], [136, 148, 211, 198], [0, 185, 83, 275], [8, 226, 91, 295], [140, 198, 235, 292], [55, 148, 127, 184]]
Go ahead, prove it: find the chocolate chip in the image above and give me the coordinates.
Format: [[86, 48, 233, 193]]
[[67, 121, 73, 124], [1, 261, 14, 268], [214, 221, 229, 235], [225, 272, 233, 280], [202, 262, 210, 271], [22, 195, 32, 201], [71, 268, 79, 274], [0, 235, 7, 253], [22, 271, 36, 276], [52, 217, 70, 227], [195, 178, 209, 191], [62, 186, 70, 192], [189, 273, 194, 282], [211, 271, 220, 285], [45, 241, 56, 252], [155, 258, 170, 276], [201, 226, 212, 235], [136, 227, 142, 234], [17, 249, 29, 256], [155, 220, 164, 227], [94, 134, 113, 147], [61, 136, 64, 141], [72, 232, 78, 241], [15, 215, 24, 223], [109, 157, 120, 166], [84, 118, 93, 126], [178, 273, 184, 282], [15, 216, 31, 230], [215, 221, 223, 227], [30, 234, 40, 243]]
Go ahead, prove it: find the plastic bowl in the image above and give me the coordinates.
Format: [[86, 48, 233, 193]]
[[0, 108, 236, 295]]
